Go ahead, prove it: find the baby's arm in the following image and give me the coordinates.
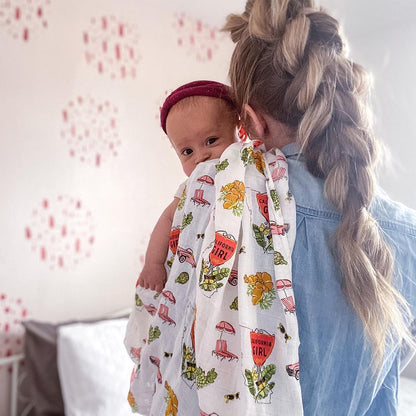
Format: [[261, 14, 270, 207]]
[[138, 198, 179, 293]]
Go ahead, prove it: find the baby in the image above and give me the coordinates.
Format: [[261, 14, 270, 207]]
[[138, 80, 239, 292]]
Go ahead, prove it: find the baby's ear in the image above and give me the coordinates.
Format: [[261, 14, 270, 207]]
[[244, 104, 267, 139]]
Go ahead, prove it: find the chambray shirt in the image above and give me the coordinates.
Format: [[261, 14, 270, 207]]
[[282, 142, 416, 416]]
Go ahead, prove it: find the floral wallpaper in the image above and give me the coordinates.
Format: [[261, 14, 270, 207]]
[[0, 0, 238, 411]]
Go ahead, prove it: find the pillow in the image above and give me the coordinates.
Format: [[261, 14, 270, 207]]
[[22, 320, 66, 416], [22, 312, 130, 416], [57, 319, 132, 416]]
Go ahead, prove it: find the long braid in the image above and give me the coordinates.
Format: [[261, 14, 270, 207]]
[[224, 0, 412, 368]]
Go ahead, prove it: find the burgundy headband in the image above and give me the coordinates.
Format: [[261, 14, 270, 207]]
[[160, 80, 235, 133]]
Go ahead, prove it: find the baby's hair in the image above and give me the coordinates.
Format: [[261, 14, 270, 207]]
[[224, 0, 413, 369]]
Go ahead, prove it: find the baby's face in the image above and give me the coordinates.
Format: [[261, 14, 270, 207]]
[[166, 97, 237, 177]]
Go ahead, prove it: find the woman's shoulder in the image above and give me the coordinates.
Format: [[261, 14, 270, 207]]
[[372, 188, 416, 238], [284, 144, 416, 237]]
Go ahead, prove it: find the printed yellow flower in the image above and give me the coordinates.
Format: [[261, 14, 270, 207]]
[[202, 260, 210, 274], [244, 274, 257, 286], [165, 381, 178, 416], [185, 347, 193, 360], [253, 150, 265, 174], [128, 391, 137, 409], [251, 272, 274, 305], [221, 180, 245, 210]]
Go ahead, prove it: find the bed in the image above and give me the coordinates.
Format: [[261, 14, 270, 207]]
[[0, 310, 136, 416], [1, 316, 415, 416]]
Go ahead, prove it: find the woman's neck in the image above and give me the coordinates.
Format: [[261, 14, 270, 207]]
[[261, 113, 295, 151]]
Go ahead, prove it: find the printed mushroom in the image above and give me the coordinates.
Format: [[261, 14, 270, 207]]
[[197, 175, 214, 185], [162, 290, 176, 304]]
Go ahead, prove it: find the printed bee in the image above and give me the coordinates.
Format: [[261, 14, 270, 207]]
[[164, 352, 173, 358], [224, 392, 240, 403], [239, 246, 246, 254], [197, 233, 205, 239], [278, 323, 291, 343]]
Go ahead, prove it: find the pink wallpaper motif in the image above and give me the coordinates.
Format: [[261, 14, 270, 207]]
[[60, 95, 120, 166], [0, 0, 50, 41], [173, 13, 221, 62], [83, 15, 141, 79], [25, 196, 95, 270], [0, 294, 28, 366]]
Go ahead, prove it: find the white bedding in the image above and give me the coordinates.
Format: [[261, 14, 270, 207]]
[[57, 318, 133, 416]]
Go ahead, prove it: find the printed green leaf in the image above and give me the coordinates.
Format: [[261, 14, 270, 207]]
[[148, 326, 161, 344], [260, 289, 276, 310], [245, 369, 256, 397], [253, 224, 267, 249], [233, 202, 244, 217], [206, 368, 217, 384], [181, 343, 186, 371], [196, 367, 217, 389], [175, 271, 189, 284], [135, 294, 143, 307], [270, 189, 280, 211], [217, 267, 230, 279], [257, 382, 274, 400], [230, 297, 238, 310], [246, 284, 254, 297], [216, 159, 229, 172], [181, 212, 193, 230], [241, 148, 253, 165], [264, 242, 274, 253], [177, 192, 186, 210], [274, 251, 288, 265], [260, 364, 276, 384]]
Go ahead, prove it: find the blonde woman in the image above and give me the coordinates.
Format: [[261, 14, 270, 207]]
[[125, 1, 415, 414], [223, 0, 416, 414]]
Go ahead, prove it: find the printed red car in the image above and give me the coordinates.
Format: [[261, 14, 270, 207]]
[[177, 247, 197, 268], [286, 362, 300, 380]]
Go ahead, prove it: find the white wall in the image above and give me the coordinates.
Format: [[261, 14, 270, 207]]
[[324, 0, 416, 210]]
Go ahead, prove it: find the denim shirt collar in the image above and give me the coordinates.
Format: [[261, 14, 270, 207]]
[[281, 141, 301, 158]]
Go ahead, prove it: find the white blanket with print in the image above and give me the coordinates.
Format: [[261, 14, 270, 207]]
[[125, 141, 303, 415]]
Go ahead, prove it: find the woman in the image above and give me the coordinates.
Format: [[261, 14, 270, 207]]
[[125, 1, 416, 415], [223, 0, 416, 414]]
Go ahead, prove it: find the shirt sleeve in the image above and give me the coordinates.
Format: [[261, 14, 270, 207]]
[[174, 180, 187, 199]]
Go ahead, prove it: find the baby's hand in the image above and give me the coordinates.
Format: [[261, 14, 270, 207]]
[[138, 263, 167, 293]]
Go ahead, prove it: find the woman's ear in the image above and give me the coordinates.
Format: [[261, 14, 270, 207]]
[[244, 104, 268, 139]]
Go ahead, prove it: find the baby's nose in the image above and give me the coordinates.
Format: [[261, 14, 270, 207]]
[[196, 152, 210, 164]]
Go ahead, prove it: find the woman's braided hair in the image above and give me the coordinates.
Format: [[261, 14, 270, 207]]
[[224, 0, 412, 368]]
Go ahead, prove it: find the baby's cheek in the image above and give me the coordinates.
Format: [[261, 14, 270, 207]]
[[183, 162, 193, 177]]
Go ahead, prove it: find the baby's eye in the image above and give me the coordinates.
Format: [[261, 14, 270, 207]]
[[206, 137, 218, 146], [182, 148, 193, 156]]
